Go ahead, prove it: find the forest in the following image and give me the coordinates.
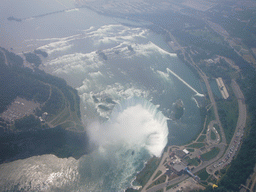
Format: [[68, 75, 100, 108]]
[[0, 48, 86, 163], [0, 48, 80, 118]]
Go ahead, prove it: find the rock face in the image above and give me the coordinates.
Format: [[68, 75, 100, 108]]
[[0, 127, 89, 164]]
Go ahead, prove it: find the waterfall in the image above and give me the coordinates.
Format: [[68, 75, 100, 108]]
[[88, 97, 169, 157]]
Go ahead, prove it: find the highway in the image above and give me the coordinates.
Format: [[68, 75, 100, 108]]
[[142, 28, 247, 191], [207, 80, 247, 173], [140, 23, 247, 192], [145, 84, 246, 192]]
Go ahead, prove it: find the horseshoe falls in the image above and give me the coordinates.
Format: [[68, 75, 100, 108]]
[[0, 2, 202, 191], [89, 97, 169, 157]]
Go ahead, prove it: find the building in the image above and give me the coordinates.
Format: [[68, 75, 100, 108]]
[[172, 163, 187, 175]]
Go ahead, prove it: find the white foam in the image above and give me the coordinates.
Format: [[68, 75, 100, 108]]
[[65, 8, 79, 12], [88, 97, 168, 157], [45, 52, 103, 75]]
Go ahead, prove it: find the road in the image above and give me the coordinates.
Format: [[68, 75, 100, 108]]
[[207, 80, 247, 173], [141, 150, 170, 192], [191, 61, 227, 146], [142, 28, 235, 192], [137, 22, 246, 192]]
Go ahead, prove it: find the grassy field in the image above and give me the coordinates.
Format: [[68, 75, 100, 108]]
[[213, 124, 222, 143], [201, 147, 220, 161], [147, 175, 166, 189], [187, 148, 195, 152], [196, 168, 210, 181], [197, 135, 206, 142], [135, 157, 161, 188], [187, 142, 205, 148], [217, 88, 238, 144], [153, 170, 162, 180], [204, 107, 215, 134], [185, 156, 200, 166], [188, 28, 224, 45], [210, 130, 216, 140], [45, 85, 84, 131]]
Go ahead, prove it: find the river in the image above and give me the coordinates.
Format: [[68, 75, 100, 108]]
[[0, 1, 203, 191]]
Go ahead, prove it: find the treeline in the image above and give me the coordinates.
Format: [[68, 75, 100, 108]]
[[24, 52, 42, 67], [0, 48, 49, 113], [41, 87, 64, 115], [14, 115, 44, 131], [23, 49, 48, 67], [30, 69, 81, 118]]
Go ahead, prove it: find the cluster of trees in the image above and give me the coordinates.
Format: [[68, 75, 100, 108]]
[[0, 48, 80, 118], [41, 87, 64, 115], [0, 48, 49, 113], [14, 115, 42, 131], [23, 52, 42, 67], [23, 49, 48, 67], [30, 69, 81, 118]]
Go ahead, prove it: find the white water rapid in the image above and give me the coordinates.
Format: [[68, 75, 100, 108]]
[[88, 97, 169, 157]]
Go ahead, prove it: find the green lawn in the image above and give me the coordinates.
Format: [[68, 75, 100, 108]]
[[201, 147, 220, 161], [153, 170, 162, 180], [187, 148, 195, 152], [187, 143, 205, 148], [135, 157, 160, 187], [185, 157, 200, 166], [196, 168, 210, 181], [197, 135, 206, 142], [147, 175, 166, 189], [210, 130, 216, 140], [217, 88, 238, 144]]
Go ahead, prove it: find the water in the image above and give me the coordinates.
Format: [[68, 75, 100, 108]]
[[0, 1, 203, 191]]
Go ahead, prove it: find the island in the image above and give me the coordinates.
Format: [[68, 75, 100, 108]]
[[172, 99, 184, 120]]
